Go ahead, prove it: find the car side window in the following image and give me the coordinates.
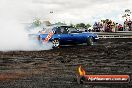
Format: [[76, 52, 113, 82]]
[[54, 26, 77, 34], [55, 27, 62, 34], [68, 28, 77, 33], [61, 27, 68, 34], [56, 27, 68, 34]]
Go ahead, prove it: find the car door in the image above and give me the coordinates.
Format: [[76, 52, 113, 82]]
[[68, 28, 85, 44], [72, 32, 86, 44], [56, 27, 74, 45]]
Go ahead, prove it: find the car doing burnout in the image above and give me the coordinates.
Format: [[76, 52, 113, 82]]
[[38, 26, 99, 48]]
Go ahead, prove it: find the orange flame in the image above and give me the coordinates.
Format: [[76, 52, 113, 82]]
[[78, 66, 86, 76]]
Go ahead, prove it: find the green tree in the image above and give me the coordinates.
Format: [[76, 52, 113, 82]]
[[79, 23, 86, 28], [86, 23, 91, 29], [33, 18, 42, 27], [75, 23, 86, 29], [75, 24, 80, 28], [54, 22, 66, 25], [70, 23, 74, 27], [122, 9, 131, 18]]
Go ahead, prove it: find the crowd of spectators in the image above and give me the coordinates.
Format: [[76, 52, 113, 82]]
[[92, 19, 132, 32], [124, 19, 132, 31]]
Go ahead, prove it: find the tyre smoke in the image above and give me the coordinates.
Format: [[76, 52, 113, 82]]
[[0, 0, 53, 51]]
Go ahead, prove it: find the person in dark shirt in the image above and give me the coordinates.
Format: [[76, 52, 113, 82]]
[[127, 20, 132, 31]]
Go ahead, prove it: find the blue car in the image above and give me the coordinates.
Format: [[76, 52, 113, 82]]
[[39, 26, 99, 48]]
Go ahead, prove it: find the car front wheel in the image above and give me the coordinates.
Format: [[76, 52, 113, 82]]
[[52, 39, 60, 48]]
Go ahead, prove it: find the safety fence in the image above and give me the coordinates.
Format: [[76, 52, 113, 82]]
[[93, 31, 132, 39]]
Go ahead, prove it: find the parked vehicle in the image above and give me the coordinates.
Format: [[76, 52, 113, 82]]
[[38, 26, 99, 48]]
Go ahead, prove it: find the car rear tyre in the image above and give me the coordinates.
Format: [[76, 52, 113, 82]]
[[87, 37, 94, 46], [52, 39, 60, 48]]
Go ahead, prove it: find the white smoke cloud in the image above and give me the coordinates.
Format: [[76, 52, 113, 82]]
[[0, 0, 53, 51]]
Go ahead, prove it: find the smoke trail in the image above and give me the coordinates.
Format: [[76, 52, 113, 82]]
[[0, 0, 53, 51]]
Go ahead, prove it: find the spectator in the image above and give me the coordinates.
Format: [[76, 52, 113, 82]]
[[111, 22, 115, 32], [93, 22, 98, 32], [118, 24, 123, 31], [127, 20, 132, 31], [100, 22, 104, 32], [124, 19, 128, 31], [115, 23, 118, 32]]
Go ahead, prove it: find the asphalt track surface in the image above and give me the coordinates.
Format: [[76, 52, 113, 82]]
[[0, 39, 132, 88]]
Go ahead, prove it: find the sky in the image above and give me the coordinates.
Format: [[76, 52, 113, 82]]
[[0, 0, 132, 24]]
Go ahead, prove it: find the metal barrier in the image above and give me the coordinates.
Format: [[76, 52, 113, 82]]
[[92, 31, 132, 39]]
